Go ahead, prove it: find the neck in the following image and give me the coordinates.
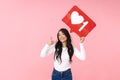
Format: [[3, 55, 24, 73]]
[[62, 42, 67, 48]]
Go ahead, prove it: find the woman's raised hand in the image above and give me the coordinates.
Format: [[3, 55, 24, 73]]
[[80, 37, 85, 43], [47, 37, 54, 46]]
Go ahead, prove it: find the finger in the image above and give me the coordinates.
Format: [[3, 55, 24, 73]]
[[81, 37, 85, 40], [81, 36, 85, 39], [50, 36, 53, 41], [80, 37, 85, 43]]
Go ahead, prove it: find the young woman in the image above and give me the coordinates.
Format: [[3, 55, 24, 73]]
[[40, 28, 86, 80]]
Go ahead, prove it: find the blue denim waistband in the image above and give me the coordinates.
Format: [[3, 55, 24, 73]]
[[53, 68, 71, 74], [52, 68, 72, 80]]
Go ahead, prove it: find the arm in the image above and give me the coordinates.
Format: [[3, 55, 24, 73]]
[[40, 43, 55, 58], [74, 43, 86, 60], [40, 37, 55, 58]]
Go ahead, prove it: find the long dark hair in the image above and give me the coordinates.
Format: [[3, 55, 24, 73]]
[[54, 28, 74, 63]]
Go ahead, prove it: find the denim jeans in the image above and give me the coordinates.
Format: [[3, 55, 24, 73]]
[[52, 68, 72, 80]]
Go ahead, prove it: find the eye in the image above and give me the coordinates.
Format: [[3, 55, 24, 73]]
[[58, 31, 65, 36], [58, 34, 61, 36], [62, 32, 65, 35]]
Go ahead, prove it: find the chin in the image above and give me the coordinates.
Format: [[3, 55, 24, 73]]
[[60, 41, 64, 43], [60, 40, 66, 43]]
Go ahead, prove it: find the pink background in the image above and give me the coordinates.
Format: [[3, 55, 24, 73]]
[[0, 0, 120, 80]]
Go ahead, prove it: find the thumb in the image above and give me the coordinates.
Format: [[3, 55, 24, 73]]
[[50, 36, 53, 41]]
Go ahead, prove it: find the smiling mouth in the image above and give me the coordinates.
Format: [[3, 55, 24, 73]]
[[60, 38, 65, 40]]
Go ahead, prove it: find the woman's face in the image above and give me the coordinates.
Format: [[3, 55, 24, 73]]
[[58, 31, 67, 43]]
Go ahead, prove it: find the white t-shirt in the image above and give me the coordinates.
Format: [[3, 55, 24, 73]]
[[40, 43, 86, 71]]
